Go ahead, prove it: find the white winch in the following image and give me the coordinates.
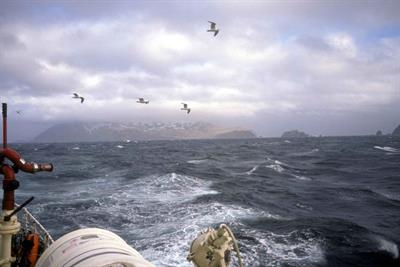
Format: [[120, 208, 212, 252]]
[[187, 224, 243, 267]]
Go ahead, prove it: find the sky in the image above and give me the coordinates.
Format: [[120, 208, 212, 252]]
[[0, 0, 399, 140]]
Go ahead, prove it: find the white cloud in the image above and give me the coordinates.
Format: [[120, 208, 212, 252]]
[[326, 33, 358, 58], [144, 28, 192, 60], [0, 1, 399, 137]]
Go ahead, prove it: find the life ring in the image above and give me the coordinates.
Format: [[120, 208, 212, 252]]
[[26, 233, 40, 267]]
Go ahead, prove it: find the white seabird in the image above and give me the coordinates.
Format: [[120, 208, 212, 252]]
[[137, 98, 149, 104], [207, 21, 219, 36], [181, 103, 191, 114], [72, 93, 85, 103]]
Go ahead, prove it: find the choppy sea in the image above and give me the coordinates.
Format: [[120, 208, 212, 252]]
[[12, 136, 400, 267]]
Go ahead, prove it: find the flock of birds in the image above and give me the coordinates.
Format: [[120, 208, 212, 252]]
[[72, 93, 191, 114], [18, 21, 219, 116]]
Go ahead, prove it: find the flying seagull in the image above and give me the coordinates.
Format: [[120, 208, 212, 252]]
[[72, 93, 85, 103], [207, 21, 219, 36], [16, 110, 22, 115], [181, 103, 191, 114], [137, 98, 149, 104]]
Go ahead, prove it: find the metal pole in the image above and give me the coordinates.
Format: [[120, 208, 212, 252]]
[[0, 103, 19, 267], [2, 103, 6, 149]]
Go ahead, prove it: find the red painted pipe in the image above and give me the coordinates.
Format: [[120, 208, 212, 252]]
[[0, 148, 53, 173], [2, 165, 16, 210]]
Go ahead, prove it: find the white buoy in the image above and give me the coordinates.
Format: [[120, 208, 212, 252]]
[[35, 228, 154, 267]]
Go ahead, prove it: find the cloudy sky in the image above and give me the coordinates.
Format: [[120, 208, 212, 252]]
[[0, 1, 399, 140]]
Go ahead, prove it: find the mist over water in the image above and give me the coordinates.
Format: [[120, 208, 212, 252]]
[[13, 136, 400, 267]]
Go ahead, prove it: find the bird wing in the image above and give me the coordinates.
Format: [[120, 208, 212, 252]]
[[182, 103, 187, 108], [187, 109, 191, 114], [73, 93, 79, 97], [80, 97, 84, 103], [208, 21, 216, 29], [214, 30, 219, 36], [139, 98, 144, 101]]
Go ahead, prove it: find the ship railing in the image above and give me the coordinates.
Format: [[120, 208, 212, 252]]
[[15, 203, 54, 249]]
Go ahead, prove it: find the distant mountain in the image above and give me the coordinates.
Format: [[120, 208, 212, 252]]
[[393, 125, 400, 136], [33, 122, 256, 143], [376, 130, 383, 136], [281, 130, 309, 139]]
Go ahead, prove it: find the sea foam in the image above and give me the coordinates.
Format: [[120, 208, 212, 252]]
[[374, 146, 399, 153]]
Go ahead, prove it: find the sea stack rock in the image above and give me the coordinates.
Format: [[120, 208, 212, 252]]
[[393, 125, 400, 136]]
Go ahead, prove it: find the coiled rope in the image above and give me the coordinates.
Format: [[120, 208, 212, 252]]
[[219, 224, 243, 267]]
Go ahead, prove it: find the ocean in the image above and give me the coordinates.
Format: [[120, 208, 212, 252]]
[[12, 136, 400, 267]]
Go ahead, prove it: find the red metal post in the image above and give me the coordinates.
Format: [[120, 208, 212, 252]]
[[0, 103, 52, 211], [1, 165, 16, 210]]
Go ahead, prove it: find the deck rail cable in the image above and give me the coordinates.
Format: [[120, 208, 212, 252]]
[[15, 203, 54, 248]]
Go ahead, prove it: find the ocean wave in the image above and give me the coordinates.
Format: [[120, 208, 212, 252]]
[[86, 172, 281, 267], [292, 174, 312, 181], [16, 138, 400, 267], [374, 146, 399, 153], [295, 202, 313, 211], [187, 159, 208, 164], [248, 158, 298, 176], [265, 158, 311, 181], [291, 148, 320, 156], [372, 235, 399, 259], [241, 229, 325, 266], [246, 165, 259, 175], [136, 202, 277, 267], [120, 172, 219, 203], [266, 164, 285, 173]]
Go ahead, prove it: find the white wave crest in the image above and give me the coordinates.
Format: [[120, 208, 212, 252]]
[[122, 173, 219, 203], [292, 174, 312, 181], [139, 203, 282, 267], [266, 164, 285, 173], [379, 192, 400, 202], [374, 146, 399, 153], [98, 174, 284, 267], [274, 160, 287, 166], [246, 165, 259, 175], [266, 158, 312, 181], [373, 235, 399, 259], [35, 170, 285, 267], [187, 159, 208, 164], [295, 202, 313, 211], [242, 229, 325, 266], [291, 148, 319, 156]]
